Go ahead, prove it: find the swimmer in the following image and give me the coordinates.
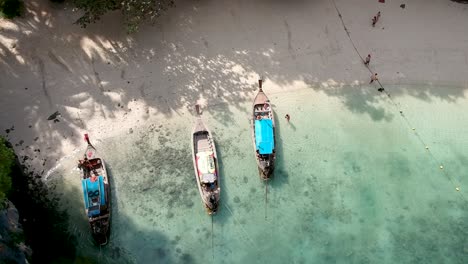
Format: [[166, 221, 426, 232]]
[[285, 114, 290, 122]]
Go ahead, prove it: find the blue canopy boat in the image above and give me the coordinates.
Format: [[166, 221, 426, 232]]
[[78, 134, 111, 246], [251, 80, 276, 180]]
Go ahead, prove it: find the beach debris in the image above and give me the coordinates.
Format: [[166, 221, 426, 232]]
[[425, 146, 429, 149], [373, 11, 381, 27], [412, 128, 415, 130], [400, 4, 406, 9], [47, 111, 61, 121], [128, 128, 134, 134], [195, 104, 202, 115], [5, 125, 14, 134]]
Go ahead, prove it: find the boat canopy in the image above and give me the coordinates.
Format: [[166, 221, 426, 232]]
[[196, 151, 215, 173], [202, 173, 216, 183], [196, 151, 216, 183], [255, 119, 274, 154], [82, 175, 106, 217]]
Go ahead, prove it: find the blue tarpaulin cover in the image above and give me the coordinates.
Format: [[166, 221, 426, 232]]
[[82, 175, 106, 217], [255, 119, 274, 154]]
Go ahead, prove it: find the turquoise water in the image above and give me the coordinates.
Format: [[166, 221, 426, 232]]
[[47, 86, 468, 263]]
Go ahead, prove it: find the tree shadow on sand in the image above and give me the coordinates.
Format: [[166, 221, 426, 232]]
[[2, 0, 468, 183]]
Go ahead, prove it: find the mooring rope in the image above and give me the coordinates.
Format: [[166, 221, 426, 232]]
[[329, 0, 466, 202]]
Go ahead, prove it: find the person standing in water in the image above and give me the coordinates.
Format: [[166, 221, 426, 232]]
[[285, 114, 290, 122]]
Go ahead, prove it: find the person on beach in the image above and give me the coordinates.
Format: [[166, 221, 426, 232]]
[[372, 16, 377, 27], [285, 114, 290, 122], [377, 11, 381, 21], [364, 54, 371, 65], [378, 87, 385, 92], [370, 73, 378, 84]]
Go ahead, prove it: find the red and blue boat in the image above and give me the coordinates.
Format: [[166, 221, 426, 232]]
[[78, 134, 111, 245]]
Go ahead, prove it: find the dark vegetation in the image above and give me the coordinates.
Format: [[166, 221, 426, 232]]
[[72, 0, 175, 32], [0, 137, 14, 204], [2, 0, 174, 32], [0, 0, 23, 18], [1, 138, 78, 263]]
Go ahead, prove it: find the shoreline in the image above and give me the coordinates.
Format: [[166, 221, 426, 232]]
[[1, 0, 468, 175]]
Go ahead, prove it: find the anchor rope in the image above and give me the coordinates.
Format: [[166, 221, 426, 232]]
[[329, 0, 466, 202]]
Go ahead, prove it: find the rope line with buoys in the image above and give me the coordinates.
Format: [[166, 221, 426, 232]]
[[330, 0, 466, 201]]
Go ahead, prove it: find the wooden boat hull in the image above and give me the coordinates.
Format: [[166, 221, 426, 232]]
[[251, 87, 276, 180], [191, 118, 221, 214], [79, 136, 111, 246]]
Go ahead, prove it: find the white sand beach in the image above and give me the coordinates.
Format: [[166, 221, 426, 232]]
[[1, 0, 468, 176]]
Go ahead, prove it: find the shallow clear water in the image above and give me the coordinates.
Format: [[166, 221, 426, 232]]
[[47, 86, 468, 263]]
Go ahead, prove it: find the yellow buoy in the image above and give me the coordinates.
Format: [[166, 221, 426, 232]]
[[456, 187, 460, 191], [425, 146, 429, 149], [440, 165, 444, 169], [412, 128, 415, 130]]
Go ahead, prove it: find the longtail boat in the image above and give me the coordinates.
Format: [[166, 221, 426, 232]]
[[251, 80, 276, 180], [191, 114, 220, 214], [78, 134, 111, 245]]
